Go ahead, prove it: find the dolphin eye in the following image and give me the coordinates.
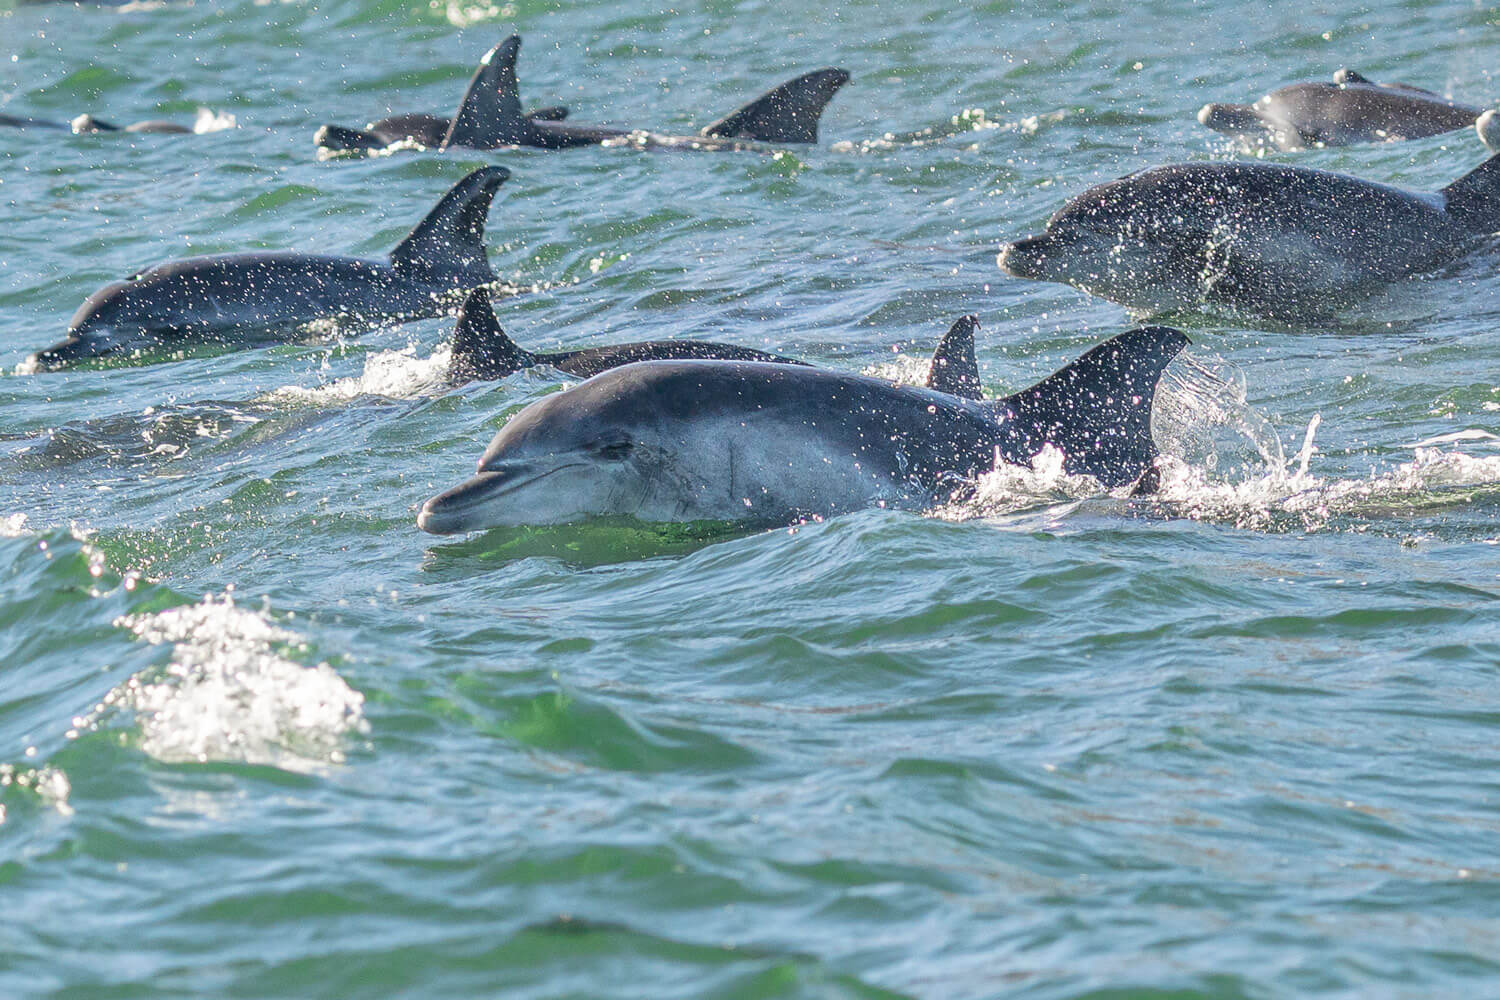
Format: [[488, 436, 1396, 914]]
[[593, 440, 633, 461]]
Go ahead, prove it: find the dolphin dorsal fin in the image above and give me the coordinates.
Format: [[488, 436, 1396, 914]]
[[1441, 152, 1500, 234], [447, 287, 536, 383], [699, 68, 851, 143], [925, 315, 983, 400], [999, 326, 1190, 490], [389, 166, 509, 282], [441, 35, 531, 150], [1333, 68, 1371, 86], [525, 105, 568, 122]]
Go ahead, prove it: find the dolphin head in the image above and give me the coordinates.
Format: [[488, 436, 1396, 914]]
[[1196, 101, 1269, 143], [28, 284, 142, 370], [1479, 109, 1500, 153], [419, 369, 677, 534], [998, 179, 1205, 313]]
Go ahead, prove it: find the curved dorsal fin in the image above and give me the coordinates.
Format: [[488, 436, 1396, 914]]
[[442, 35, 531, 150], [999, 326, 1190, 490], [389, 166, 509, 282], [447, 287, 537, 383], [699, 68, 850, 143], [925, 315, 983, 400]]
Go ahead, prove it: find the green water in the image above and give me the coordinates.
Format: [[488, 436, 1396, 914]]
[[3, 1, 1500, 997]]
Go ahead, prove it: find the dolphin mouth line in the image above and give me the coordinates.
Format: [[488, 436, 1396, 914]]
[[420, 461, 586, 533]]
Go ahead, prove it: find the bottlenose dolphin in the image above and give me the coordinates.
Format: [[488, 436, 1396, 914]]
[[1198, 69, 1490, 151], [997, 153, 1500, 322], [1479, 110, 1500, 153], [31, 167, 512, 369], [315, 101, 569, 153], [417, 322, 1188, 533], [444, 287, 811, 384], [0, 111, 193, 134], [318, 35, 849, 155]]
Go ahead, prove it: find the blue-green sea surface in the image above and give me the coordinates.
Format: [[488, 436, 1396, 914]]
[[3, 0, 1500, 997]]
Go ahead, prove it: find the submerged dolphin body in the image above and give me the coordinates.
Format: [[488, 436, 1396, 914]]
[[314, 106, 569, 154], [0, 112, 193, 134], [418, 323, 1188, 534], [1198, 69, 1491, 151], [32, 167, 513, 369], [997, 153, 1500, 322], [317, 35, 849, 155], [443, 287, 812, 384]]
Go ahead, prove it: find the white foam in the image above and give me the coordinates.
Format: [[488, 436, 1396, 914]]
[[0, 764, 72, 818], [0, 513, 28, 537], [268, 342, 454, 404], [192, 107, 237, 134], [97, 594, 367, 768]]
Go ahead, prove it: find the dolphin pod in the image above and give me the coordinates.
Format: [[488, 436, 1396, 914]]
[[998, 152, 1500, 323], [417, 322, 1188, 534], [1197, 69, 1494, 151], [315, 35, 850, 155], [31, 167, 512, 369]]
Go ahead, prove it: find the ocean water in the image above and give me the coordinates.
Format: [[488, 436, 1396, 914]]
[[3, 0, 1500, 996]]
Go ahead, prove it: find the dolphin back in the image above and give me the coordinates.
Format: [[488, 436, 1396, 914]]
[[388, 166, 510, 283], [700, 68, 851, 143], [997, 326, 1190, 490]]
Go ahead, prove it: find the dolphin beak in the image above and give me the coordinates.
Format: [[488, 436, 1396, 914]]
[[28, 336, 95, 371], [997, 235, 1053, 280], [1479, 109, 1500, 154], [1196, 102, 1260, 136], [418, 462, 581, 534]]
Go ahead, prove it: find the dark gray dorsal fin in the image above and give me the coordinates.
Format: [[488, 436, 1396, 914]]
[[525, 105, 568, 122], [389, 166, 509, 281], [699, 68, 850, 143], [925, 315, 983, 400], [441, 35, 530, 150], [1442, 152, 1500, 234], [447, 287, 536, 383], [1333, 68, 1371, 85], [1000, 326, 1190, 491]]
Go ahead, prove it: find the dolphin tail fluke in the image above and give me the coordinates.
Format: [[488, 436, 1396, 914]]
[[1441, 152, 1500, 234], [447, 288, 536, 383], [926, 316, 983, 400], [441, 34, 531, 150], [389, 166, 510, 281], [1000, 326, 1190, 491], [699, 68, 850, 144]]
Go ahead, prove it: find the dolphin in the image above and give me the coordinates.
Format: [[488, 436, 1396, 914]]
[[317, 35, 850, 155], [31, 167, 513, 369], [1479, 110, 1500, 153], [997, 153, 1500, 322], [314, 103, 569, 153], [0, 111, 193, 134], [443, 287, 812, 384], [1197, 69, 1490, 151], [417, 322, 1188, 534]]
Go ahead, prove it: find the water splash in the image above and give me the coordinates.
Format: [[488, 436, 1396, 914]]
[[0, 764, 73, 821], [192, 108, 237, 134], [91, 594, 367, 768], [268, 342, 454, 404]]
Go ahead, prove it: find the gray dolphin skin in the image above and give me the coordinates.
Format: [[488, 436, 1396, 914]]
[[31, 167, 512, 369], [444, 287, 812, 384], [1197, 69, 1490, 151], [1479, 110, 1500, 153], [0, 111, 193, 134], [417, 323, 1188, 534], [317, 35, 849, 155], [997, 153, 1500, 321]]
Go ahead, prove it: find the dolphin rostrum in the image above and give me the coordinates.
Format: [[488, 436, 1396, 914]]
[[998, 153, 1500, 322], [31, 167, 513, 369], [417, 322, 1188, 533]]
